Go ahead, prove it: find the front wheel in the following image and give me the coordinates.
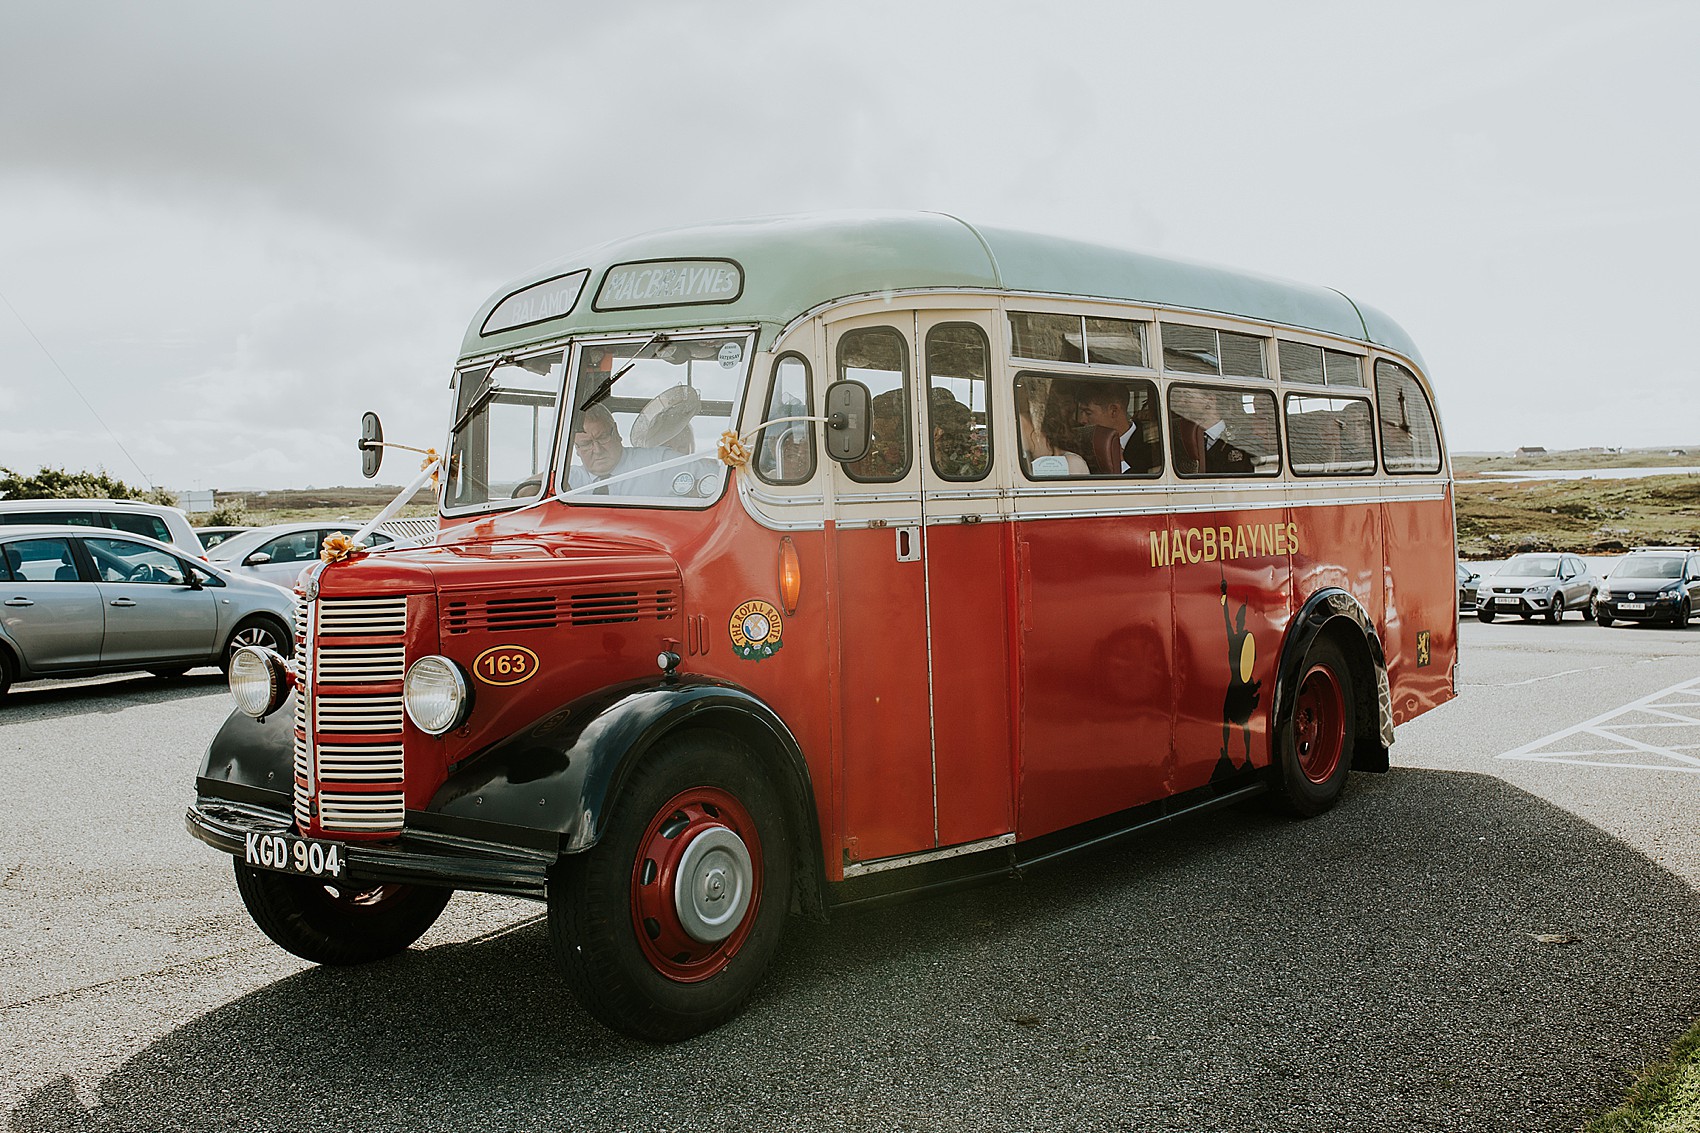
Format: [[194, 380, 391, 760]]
[[222, 615, 292, 674], [1547, 594, 1564, 624], [548, 729, 793, 1042], [1477, 609, 1496, 623], [1582, 592, 1596, 622], [1598, 610, 1615, 627], [1676, 599, 1693, 629], [1273, 638, 1357, 818], [233, 863, 451, 964]]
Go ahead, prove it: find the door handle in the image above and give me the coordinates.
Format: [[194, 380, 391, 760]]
[[3, 597, 32, 607], [109, 598, 137, 607], [894, 525, 921, 563]]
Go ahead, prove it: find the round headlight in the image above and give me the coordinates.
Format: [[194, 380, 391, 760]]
[[229, 646, 292, 719], [404, 655, 470, 735]]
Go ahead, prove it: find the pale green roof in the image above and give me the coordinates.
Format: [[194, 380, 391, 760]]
[[462, 211, 1423, 367]]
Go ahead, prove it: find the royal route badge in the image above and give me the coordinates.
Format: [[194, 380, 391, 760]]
[[729, 599, 783, 661]]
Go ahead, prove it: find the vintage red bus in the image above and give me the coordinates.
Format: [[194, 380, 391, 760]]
[[189, 211, 1456, 1040]]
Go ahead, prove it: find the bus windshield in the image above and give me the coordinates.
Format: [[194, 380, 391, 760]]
[[443, 349, 565, 511], [558, 331, 752, 505]]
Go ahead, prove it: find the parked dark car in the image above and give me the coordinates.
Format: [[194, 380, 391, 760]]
[[1476, 553, 1598, 623], [1457, 562, 1480, 611], [1595, 548, 1700, 627], [0, 525, 295, 699]]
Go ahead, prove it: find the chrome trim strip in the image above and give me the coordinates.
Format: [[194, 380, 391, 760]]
[[840, 833, 1017, 878]]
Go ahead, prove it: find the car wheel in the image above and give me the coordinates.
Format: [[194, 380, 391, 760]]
[[222, 615, 292, 673], [1677, 599, 1693, 629], [233, 862, 451, 965], [547, 728, 793, 1042], [0, 648, 12, 701], [1477, 609, 1495, 623], [1547, 594, 1564, 624], [1272, 638, 1356, 819], [1582, 592, 1596, 621], [1597, 610, 1615, 627]]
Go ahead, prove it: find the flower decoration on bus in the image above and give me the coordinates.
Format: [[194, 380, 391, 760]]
[[319, 532, 366, 565], [729, 600, 783, 661], [718, 431, 751, 470], [422, 447, 441, 488]]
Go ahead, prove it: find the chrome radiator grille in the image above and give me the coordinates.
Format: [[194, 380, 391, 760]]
[[293, 592, 410, 836]]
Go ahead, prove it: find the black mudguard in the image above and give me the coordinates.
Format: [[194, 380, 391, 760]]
[[1276, 588, 1394, 772]]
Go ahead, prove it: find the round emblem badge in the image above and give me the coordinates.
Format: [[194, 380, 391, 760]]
[[717, 341, 743, 369], [729, 599, 783, 661]]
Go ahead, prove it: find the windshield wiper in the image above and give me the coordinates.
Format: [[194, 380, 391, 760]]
[[577, 333, 669, 412], [450, 357, 513, 436]]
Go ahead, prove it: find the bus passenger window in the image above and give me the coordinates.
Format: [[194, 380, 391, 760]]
[[926, 324, 991, 482], [1168, 385, 1280, 477], [1013, 375, 1160, 478], [1375, 360, 1442, 473], [1285, 395, 1375, 475], [840, 327, 909, 482], [755, 354, 814, 485]]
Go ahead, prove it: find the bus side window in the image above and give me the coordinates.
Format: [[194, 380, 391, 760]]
[[1168, 385, 1280, 477], [1375, 360, 1442, 473], [1285, 395, 1376, 476], [925, 324, 991, 482], [755, 354, 815, 485], [840, 327, 910, 483]]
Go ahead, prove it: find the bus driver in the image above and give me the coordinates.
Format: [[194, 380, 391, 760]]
[[567, 404, 678, 496]]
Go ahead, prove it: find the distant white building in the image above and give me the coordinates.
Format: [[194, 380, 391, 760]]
[[1515, 446, 1547, 457]]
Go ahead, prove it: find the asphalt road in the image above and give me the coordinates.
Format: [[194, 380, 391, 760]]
[[3, 618, 1698, 1133]]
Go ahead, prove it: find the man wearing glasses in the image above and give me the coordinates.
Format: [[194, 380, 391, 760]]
[[566, 404, 677, 497]]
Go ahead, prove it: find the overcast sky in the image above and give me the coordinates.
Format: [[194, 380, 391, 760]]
[[2, 1, 1695, 491]]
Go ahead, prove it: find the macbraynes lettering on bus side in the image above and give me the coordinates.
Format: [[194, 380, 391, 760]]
[[187, 212, 1455, 1041]]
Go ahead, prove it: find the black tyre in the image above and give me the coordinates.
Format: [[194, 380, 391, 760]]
[[1582, 592, 1596, 622], [1547, 594, 1564, 624], [233, 862, 451, 965], [548, 729, 793, 1042], [222, 615, 292, 674], [1476, 609, 1495, 623], [1597, 610, 1615, 627], [1676, 599, 1692, 629], [0, 648, 13, 701], [1273, 638, 1356, 818]]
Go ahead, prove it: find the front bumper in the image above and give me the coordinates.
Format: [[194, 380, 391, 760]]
[[1597, 594, 1684, 622], [187, 797, 555, 899], [1477, 591, 1561, 615]]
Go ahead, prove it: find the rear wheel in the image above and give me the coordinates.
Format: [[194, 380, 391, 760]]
[[548, 729, 793, 1042], [1274, 638, 1356, 818], [233, 863, 451, 965]]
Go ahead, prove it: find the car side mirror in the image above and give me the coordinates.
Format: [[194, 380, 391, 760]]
[[359, 411, 384, 479], [245, 552, 272, 565], [184, 569, 203, 591], [823, 380, 871, 463]]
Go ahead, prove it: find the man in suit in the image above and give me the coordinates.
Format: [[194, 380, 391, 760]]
[[1170, 387, 1254, 475], [1075, 382, 1159, 475]]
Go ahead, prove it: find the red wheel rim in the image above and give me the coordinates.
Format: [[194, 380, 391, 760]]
[[630, 786, 763, 983], [1294, 663, 1345, 784]]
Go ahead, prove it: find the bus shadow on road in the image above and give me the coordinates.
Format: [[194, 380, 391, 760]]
[[4, 671, 226, 722], [12, 767, 1700, 1133]]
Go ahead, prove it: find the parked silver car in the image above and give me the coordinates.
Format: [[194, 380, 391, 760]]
[[0, 497, 204, 558], [1475, 552, 1599, 624], [205, 522, 397, 589], [0, 525, 295, 699]]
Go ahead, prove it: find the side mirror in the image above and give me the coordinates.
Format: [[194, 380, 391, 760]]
[[245, 552, 273, 565], [184, 568, 204, 591], [823, 380, 872, 464], [359, 412, 384, 479]]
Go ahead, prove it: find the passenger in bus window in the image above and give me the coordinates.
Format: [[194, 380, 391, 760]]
[[1074, 381, 1159, 475], [847, 388, 910, 480], [567, 404, 678, 496], [929, 388, 986, 479], [1014, 381, 1089, 477], [1169, 387, 1254, 475]]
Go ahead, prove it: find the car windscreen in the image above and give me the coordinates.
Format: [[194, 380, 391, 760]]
[[1613, 557, 1682, 580], [1501, 555, 1559, 577]]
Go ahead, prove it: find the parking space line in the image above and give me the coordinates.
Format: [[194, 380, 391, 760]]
[[1498, 675, 1700, 774]]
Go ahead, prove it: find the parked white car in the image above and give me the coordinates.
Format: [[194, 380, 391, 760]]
[[0, 498, 203, 558], [206, 522, 398, 588]]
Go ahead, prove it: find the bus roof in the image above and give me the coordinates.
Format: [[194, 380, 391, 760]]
[[463, 211, 1423, 367]]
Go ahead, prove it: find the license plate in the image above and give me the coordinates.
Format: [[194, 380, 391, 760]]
[[244, 830, 347, 879], [1496, 597, 1520, 607], [1619, 602, 1645, 611]]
